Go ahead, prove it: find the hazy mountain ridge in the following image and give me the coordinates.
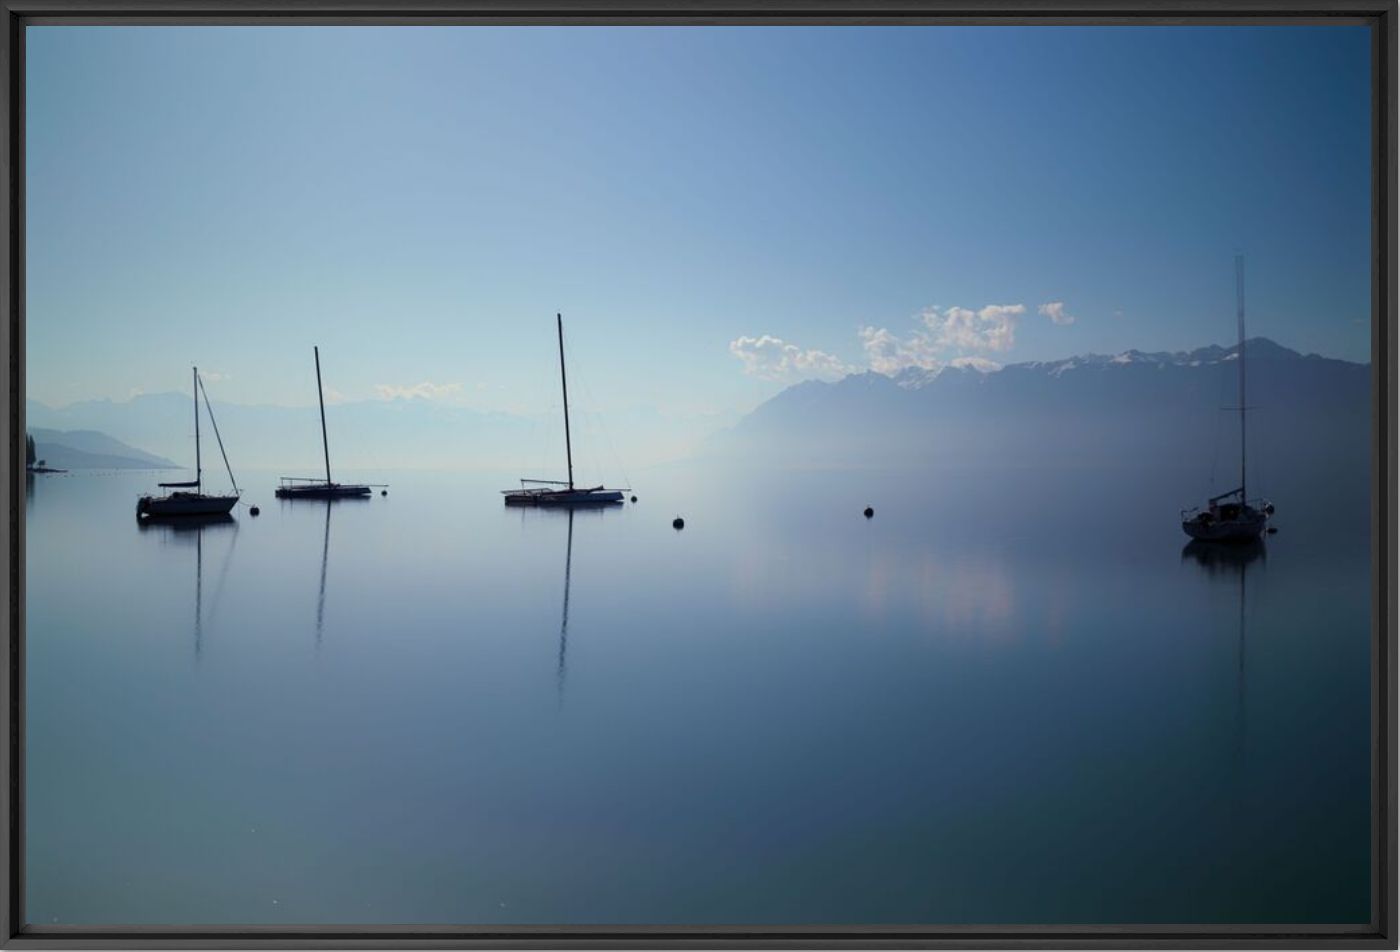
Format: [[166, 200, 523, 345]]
[[23, 392, 696, 475], [710, 338, 1371, 490], [29, 428, 177, 470]]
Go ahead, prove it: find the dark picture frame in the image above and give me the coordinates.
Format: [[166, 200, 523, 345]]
[[1, 1, 1394, 947]]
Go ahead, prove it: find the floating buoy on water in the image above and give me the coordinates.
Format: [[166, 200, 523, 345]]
[[864, 506, 874, 519], [249, 506, 260, 516], [1267, 526, 1278, 534], [672, 517, 685, 530], [631, 495, 638, 503], [381, 490, 388, 496]]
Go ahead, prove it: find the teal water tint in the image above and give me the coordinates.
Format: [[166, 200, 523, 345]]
[[25, 465, 1370, 926]]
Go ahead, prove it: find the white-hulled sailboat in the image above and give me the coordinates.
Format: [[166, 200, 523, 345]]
[[503, 314, 626, 507], [137, 367, 241, 518], [275, 346, 380, 500], [1180, 256, 1275, 543]]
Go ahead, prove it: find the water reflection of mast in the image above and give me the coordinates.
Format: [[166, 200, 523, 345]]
[[1182, 539, 1265, 754], [137, 514, 236, 660], [195, 528, 204, 658], [196, 520, 241, 661], [557, 508, 574, 702], [316, 501, 331, 649]]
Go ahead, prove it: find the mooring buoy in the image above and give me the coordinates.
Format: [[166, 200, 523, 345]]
[[864, 506, 874, 518], [1267, 526, 1278, 534], [672, 517, 685, 530], [630, 495, 638, 503], [249, 506, 260, 516], [381, 490, 388, 496]]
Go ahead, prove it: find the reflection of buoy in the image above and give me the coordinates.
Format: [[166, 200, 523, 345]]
[[381, 490, 387, 496], [864, 506, 874, 518], [249, 506, 260, 516], [672, 517, 685, 530], [631, 495, 637, 503]]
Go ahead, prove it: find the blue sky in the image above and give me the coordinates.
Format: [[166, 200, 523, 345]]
[[27, 25, 1371, 424]]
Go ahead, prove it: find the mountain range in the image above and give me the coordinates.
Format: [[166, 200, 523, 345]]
[[28, 428, 177, 470], [708, 338, 1371, 491], [25, 338, 1370, 489], [23, 392, 694, 478]]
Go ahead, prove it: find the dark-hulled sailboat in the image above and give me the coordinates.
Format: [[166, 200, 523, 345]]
[[137, 367, 240, 518], [503, 314, 626, 507], [276, 346, 379, 500], [1181, 257, 1275, 542]]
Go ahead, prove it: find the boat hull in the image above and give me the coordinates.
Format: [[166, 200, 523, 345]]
[[275, 483, 373, 499], [504, 488, 625, 507], [137, 492, 239, 518], [1181, 510, 1269, 543]]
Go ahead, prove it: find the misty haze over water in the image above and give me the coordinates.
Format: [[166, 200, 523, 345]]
[[25, 437, 1370, 923]]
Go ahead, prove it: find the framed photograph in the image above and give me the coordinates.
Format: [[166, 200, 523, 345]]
[[3, 1, 1395, 948]]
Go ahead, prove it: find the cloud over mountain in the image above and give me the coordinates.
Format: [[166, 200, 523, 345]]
[[728, 335, 853, 383], [710, 338, 1370, 485]]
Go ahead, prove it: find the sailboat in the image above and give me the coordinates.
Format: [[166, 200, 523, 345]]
[[503, 314, 626, 507], [275, 346, 379, 499], [137, 367, 241, 518], [1181, 257, 1275, 543]]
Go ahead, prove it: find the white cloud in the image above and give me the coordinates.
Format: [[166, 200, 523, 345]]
[[949, 356, 1002, 372], [1038, 301, 1076, 326], [201, 370, 232, 382], [373, 381, 465, 401], [924, 304, 1024, 352], [735, 302, 1026, 384], [855, 303, 1025, 376], [858, 325, 943, 375], [728, 335, 854, 383]]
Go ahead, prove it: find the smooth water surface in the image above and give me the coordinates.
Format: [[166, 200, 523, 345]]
[[25, 463, 1371, 925]]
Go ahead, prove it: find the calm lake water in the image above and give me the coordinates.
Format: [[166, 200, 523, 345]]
[[24, 462, 1372, 926]]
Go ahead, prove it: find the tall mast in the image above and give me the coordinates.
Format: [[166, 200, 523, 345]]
[[314, 346, 333, 487], [557, 314, 574, 490], [1235, 255, 1247, 502], [193, 366, 202, 493]]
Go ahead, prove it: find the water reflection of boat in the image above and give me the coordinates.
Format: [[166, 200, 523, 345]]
[[1182, 537, 1261, 760], [276, 347, 383, 500], [316, 501, 332, 647], [1181, 538, 1266, 575], [1180, 256, 1273, 542], [137, 512, 237, 658], [503, 314, 626, 507], [557, 508, 574, 699], [514, 505, 596, 701], [138, 367, 240, 519]]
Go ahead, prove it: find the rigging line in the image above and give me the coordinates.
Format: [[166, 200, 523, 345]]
[[570, 355, 631, 491], [196, 372, 239, 493]]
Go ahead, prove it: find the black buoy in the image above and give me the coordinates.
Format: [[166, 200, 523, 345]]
[[630, 495, 638, 503], [1267, 526, 1278, 534], [381, 490, 387, 496], [249, 506, 260, 516], [863, 506, 874, 519], [672, 517, 685, 530]]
